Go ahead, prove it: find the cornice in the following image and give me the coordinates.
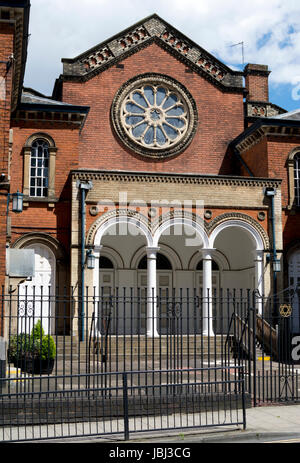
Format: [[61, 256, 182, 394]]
[[232, 119, 300, 154], [71, 170, 282, 188]]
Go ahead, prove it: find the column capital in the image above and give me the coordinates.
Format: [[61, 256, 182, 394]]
[[93, 245, 103, 255], [199, 248, 215, 259], [252, 249, 264, 261], [146, 246, 160, 257]]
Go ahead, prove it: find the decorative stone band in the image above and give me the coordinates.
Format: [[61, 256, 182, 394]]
[[245, 101, 286, 119], [61, 16, 243, 91], [72, 170, 281, 189]]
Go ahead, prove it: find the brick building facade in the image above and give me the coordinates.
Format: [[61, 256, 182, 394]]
[[1, 3, 300, 339]]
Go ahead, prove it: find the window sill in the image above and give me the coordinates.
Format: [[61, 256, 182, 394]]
[[23, 196, 58, 209]]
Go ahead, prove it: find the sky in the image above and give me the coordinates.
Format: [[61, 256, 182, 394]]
[[23, 0, 300, 112]]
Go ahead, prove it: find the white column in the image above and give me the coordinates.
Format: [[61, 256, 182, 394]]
[[146, 246, 160, 337], [200, 248, 215, 336], [93, 245, 102, 338], [254, 250, 264, 315]]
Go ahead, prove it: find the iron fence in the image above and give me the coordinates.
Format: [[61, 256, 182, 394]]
[[0, 366, 246, 442], [1, 285, 300, 409]]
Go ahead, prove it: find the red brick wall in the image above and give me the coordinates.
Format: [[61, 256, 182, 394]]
[[245, 74, 269, 102], [240, 138, 269, 178], [9, 122, 80, 252], [0, 21, 14, 331], [62, 43, 245, 175]]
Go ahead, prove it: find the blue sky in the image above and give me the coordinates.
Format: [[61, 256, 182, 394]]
[[24, 0, 300, 112]]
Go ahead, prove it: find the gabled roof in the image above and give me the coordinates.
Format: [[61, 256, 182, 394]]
[[273, 108, 300, 121], [59, 14, 244, 93], [231, 113, 300, 154]]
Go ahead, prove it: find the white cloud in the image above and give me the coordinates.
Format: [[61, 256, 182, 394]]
[[24, 0, 300, 96]]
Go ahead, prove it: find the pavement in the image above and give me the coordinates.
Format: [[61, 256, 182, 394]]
[[46, 402, 300, 444]]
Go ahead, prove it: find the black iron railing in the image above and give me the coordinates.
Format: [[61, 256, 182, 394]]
[[0, 366, 246, 442]]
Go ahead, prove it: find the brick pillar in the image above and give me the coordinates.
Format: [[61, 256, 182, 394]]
[[0, 21, 15, 336], [244, 63, 270, 103]]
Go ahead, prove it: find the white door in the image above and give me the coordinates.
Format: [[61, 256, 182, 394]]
[[288, 251, 300, 333], [98, 269, 116, 334], [18, 244, 55, 335]]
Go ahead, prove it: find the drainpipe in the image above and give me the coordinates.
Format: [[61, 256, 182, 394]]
[[77, 180, 93, 342], [264, 187, 280, 317]]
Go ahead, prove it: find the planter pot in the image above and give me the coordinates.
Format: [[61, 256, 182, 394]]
[[21, 356, 55, 375]]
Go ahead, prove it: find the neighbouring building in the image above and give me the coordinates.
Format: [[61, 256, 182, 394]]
[[1, 2, 300, 341]]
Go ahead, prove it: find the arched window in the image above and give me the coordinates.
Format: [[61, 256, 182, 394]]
[[23, 133, 57, 204], [287, 148, 300, 209], [99, 256, 114, 268], [294, 153, 300, 206], [30, 139, 49, 197], [138, 253, 172, 270], [196, 260, 219, 271]]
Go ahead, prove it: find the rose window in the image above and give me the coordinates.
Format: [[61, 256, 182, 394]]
[[123, 85, 188, 149], [111, 74, 197, 158]]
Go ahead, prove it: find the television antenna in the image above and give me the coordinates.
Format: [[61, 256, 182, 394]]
[[229, 41, 245, 66]]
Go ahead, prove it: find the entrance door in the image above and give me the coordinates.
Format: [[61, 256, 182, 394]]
[[98, 259, 116, 334], [288, 250, 300, 333], [18, 244, 55, 335]]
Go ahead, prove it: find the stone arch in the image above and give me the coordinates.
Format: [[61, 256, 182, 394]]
[[11, 232, 69, 288], [130, 243, 183, 270], [208, 213, 268, 250], [24, 132, 56, 148], [87, 209, 153, 248], [188, 249, 230, 271], [99, 246, 125, 269], [152, 211, 209, 248]]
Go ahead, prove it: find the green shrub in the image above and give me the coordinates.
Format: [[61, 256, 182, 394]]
[[41, 335, 56, 360], [8, 322, 56, 363], [7, 333, 30, 362]]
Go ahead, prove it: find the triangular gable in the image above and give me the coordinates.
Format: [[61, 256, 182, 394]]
[[60, 14, 243, 92]]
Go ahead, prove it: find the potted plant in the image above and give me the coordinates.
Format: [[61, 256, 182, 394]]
[[7, 333, 30, 369], [22, 321, 56, 375]]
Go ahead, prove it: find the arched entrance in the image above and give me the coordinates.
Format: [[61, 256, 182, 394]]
[[18, 243, 56, 335]]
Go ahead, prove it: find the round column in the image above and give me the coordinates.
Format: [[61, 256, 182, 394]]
[[200, 248, 215, 336], [254, 250, 264, 315], [146, 246, 160, 337]]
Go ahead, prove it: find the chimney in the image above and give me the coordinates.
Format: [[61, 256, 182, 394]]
[[244, 64, 270, 102]]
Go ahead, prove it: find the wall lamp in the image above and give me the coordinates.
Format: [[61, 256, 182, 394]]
[[7, 190, 23, 214], [86, 249, 96, 269], [272, 258, 281, 273]]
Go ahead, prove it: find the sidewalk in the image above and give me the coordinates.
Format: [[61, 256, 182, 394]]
[[121, 403, 300, 443], [72, 403, 300, 444]]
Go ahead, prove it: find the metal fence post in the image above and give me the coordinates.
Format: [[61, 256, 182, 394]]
[[252, 292, 257, 406], [122, 372, 130, 441]]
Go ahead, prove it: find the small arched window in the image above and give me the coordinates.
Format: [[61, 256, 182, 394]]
[[138, 253, 172, 270], [99, 256, 114, 269], [23, 133, 57, 204], [196, 260, 219, 271], [30, 139, 49, 197], [294, 153, 300, 207]]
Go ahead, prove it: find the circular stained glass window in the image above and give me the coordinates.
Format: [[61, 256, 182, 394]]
[[111, 74, 197, 158]]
